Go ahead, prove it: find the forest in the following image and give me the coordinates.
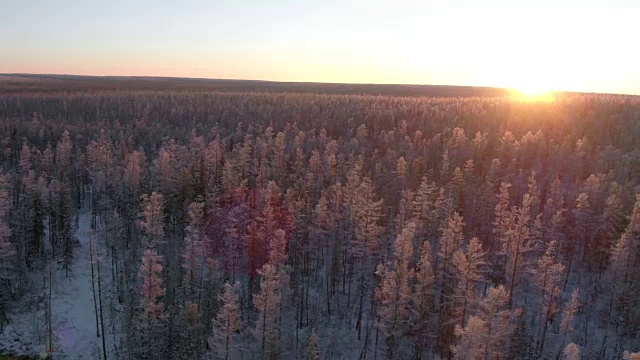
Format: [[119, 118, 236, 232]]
[[0, 77, 639, 359]]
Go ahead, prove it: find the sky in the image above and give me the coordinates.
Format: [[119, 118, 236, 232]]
[[1, 0, 639, 94]]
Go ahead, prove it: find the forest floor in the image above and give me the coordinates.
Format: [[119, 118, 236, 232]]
[[0, 213, 117, 359]]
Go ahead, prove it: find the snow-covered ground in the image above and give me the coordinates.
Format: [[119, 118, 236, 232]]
[[0, 212, 117, 359]]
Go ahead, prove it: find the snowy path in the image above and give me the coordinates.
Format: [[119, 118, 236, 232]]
[[50, 213, 103, 359], [0, 212, 116, 359]]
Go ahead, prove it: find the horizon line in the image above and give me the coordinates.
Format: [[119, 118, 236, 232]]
[[2, 73, 638, 97]]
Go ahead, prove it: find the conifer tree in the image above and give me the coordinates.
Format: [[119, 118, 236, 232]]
[[502, 193, 537, 308], [411, 239, 435, 359], [479, 285, 519, 359], [253, 263, 282, 360], [375, 222, 416, 360], [174, 301, 204, 359], [608, 193, 640, 337], [563, 342, 580, 360], [436, 212, 465, 355], [182, 198, 205, 301], [140, 192, 164, 250], [493, 182, 512, 253], [573, 192, 592, 265], [451, 316, 486, 360], [132, 249, 166, 359], [557, 288, 580, 359], [349, 175, 383, 340], [624, 351, 640, 360], [452, 237, 486, 327], [310, 194, 332, 276], [57, 181, 74, 277], [412, 175, 441, 241], [535, 240, 565, 356], [210, 282, 242, 360], [595, 182, 625, 271], [305, 328, 320, 360], [0, 172, 15, 331]]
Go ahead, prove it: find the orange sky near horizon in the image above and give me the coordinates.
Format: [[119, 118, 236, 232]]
[[2, 0, 639, 95]]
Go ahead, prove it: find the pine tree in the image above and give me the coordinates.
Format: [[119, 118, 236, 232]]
[[56, 181, 74, 277], [140, 192, 164, 250], [493, 182, 512, 248], [412, 175, 438, 225], [253, 263, 282, 360], [132, 249, 166, 359], [557, 288, 580, 359], [480, 285, 519, 359], [436, 212, 465, 356], [182, 198, 205, 302], [395, 189, 414, 234], [0, 172, 15, 331], [608, 193, 640, 337], [305, 328, 320, 360], [573, 192, 591, 265], [210, 281, 243, 360], [310, 194, 332, 280], [535, 240, 565, 356], [375, 221, 416, 360], [411, 239, 434, 359], [451, 316, 487, 360], [56, 130, 73, 182], [595, 182, 625, 271], [502, 193, 537, 308], [624, 351, 640, 360], [351, 177, 383, 258], [563, 342, 580, 360], [173, 301, 204, 359], [350, 175, 383, 341], [452, 237, 486, 327]]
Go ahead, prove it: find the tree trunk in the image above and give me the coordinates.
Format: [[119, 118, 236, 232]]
[[90, 232, 101, 338]]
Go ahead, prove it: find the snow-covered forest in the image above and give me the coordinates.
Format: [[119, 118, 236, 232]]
[[0, 87, 639, 359]]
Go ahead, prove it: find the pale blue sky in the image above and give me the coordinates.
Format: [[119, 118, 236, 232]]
[[1, 0, 639, 94]]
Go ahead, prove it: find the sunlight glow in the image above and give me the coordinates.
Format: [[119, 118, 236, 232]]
[[513, 88, 556, 102]]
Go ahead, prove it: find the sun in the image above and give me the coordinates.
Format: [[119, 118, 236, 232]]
[[503, 73, 558, 102], [476, 54, 562, 102], [513, 85, 555, 102]]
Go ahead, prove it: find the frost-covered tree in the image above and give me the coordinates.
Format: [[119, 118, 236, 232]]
[[375, 221, 416, 360], [624, 351, 640, 360], [210, 281, 243, 360], [132, 249, 166, 359], [534, 240, 565, 356], [608, 193, 640, 337], [411, 239, 435, 359], [573, 192, 591, 266], [412, 175, 438, 229], [451, 316, 486, 360], [0, 172, 15, 331], [557, 288, 580, 359], [305, 328, 320, 360], [436, 212, 465, 355], [349, 175, 383, 340], [563, 342, 580, 360], [452, 237, 486, 327], [351, 176, 384, 258], [310, 194, 332, 282], [480, 285, 519, 359], [173, 301, 204, 360], [253, 263, 282, 360], [594, 182, 625, 271], [502, 193, 537, 308], [140, 192, 164, 250], [493, 182, 512, 249], [182, 198, 205, 301]]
